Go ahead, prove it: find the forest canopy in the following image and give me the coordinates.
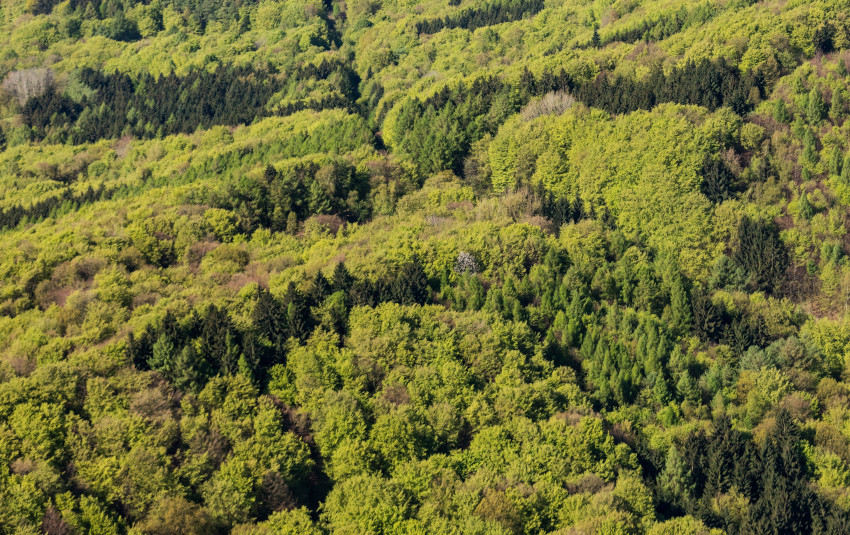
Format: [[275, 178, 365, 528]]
[[2, 0, 850, 533]]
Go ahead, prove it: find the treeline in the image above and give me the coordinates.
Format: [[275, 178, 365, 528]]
[[0, 184, 119, 230], [169, 0, 258, 25], [27, 0, 137, 16], [126, 260, 430, 391], [22, 62, 359, 142], [388, 57, 766, 175], [414, 0, 544, 34], [575, 57, 766, 115], [27, 0, 244, 26], [600, 2, 716, 46]]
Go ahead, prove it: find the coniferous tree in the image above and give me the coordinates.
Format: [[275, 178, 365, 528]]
[[148, 334, 176, 379], [732, 216, 788, 294], [172, 344, 209, 392], [700, 156, 737, 204], [747, 410, 813, 534], [773, 99, 791, 123], [829, 147, 843, 176], [807, 88, 827, 125], [283, 283, 314, 341], [830, 89, 846, 122], [813, 22, 835, 54], [543, 192, 571, 227], [657, 446, 694, 511], [201, 304, 236, 371], [332, 262, 354, 294], [669, 275, 692, 336], [392, 259, 430, 305], [691, 286, 721, 342], [308, 271, 332, 306], [220, 330, 241, 375], [840, 154, 850, 185], [571, 193, 585, 222], [286, 211, 298, 234], [703, 415, 738, 498], [798, 192, 815, 220], [253, 288, 285, 349]]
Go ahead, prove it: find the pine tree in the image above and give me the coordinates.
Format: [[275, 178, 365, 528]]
[[829, 146, 843, 176], [284, 283, 314, 341], [798, 192, 815, 220], [148, 333, 176, 378], [308, 271, 331, 306], [669, 275, 692, 335], [807, 88, 827, 125], [286, 211, 298, 234], [172, 344, 207, 392], [253, 289, 284, 343], [773, 98, 791, 123], [657, 446, 694, 510], [830, 88, 846, 122], [732, 216, 788, 294], [332, 261, 354, 294], [842, 154, 850, 184], [392, 259, 430, 305]]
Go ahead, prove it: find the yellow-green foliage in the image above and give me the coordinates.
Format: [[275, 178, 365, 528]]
[[490, 103, 737, 277]]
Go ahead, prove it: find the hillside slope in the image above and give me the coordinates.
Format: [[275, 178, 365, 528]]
[[2, 0, 850, 533]]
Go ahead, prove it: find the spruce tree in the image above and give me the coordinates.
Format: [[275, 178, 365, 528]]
[[332, 262, 354, 294], [657, 446, 694, 511], [773, 98, 791, 124], [148, 333, 176, 378], [798, 192, 815, 220], [392, 259, 430, 305], [669, 275, 692, 335], [253, 289, 284, 343], [842, 154, 850, 184], [830, 88, 846, 122], [807, 88, 827, 125], [308, 271, 331, 306], [829, 146, 843, 176], [284, 283, 314, 341], [747, 410, 813, 534], [704, 415, 737, 498], [732, 216, 788, 294], [700, 157, 737, 203], [172, 344, 207, 393]]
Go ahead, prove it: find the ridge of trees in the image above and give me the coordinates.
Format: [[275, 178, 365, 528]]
[[22, 62, 360, 142], [388, 57, 767, 175], [414, 0, 545, 34]]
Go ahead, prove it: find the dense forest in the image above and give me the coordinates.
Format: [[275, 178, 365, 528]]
[[3, 0, 850, 533]]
